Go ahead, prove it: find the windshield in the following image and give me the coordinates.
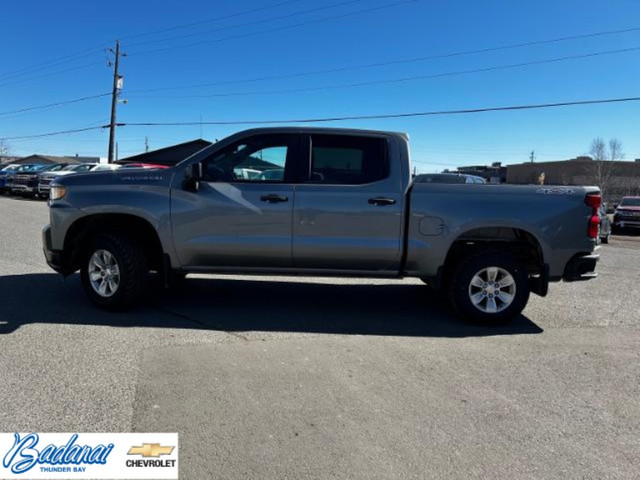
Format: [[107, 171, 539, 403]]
[[61, 164, 92, 172], [620, 197, 640, 207], [25, 164, 49, 172]]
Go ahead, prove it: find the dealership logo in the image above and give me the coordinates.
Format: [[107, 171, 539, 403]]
[[2, 433, 113, 474]]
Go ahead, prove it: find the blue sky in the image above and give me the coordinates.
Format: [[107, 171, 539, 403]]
[[1, 0, 639, 172]]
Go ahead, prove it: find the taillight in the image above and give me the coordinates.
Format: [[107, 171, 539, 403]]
[[585, 193, 602, 239], [585, 193, 602, 209], [588, 215, 599, 239]]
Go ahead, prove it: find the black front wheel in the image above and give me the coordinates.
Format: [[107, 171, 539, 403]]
[[80, 234, 148, 310], [448, 251, 530, 325]]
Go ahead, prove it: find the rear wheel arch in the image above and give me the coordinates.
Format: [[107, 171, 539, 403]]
[[429, 227, 546, 294], [443, 227, 544, 275]]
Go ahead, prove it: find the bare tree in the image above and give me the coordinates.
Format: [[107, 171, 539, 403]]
[[586, 137, 623, 202], [0, 139, 10, 164], [609, 138, 624, 162]]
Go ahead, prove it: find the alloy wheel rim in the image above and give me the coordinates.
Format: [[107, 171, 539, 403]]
[[468, 266, 516, 313], [88, 249, 120, 298]]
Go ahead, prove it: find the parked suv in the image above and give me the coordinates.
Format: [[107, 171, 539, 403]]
[[612, 196, 640, 233], [11, 163, 67, 198], [0, 164, 21, 194]]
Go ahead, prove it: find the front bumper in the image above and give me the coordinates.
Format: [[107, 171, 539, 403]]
[[613, 219, 640, 229], [563, 252, 599, 281], [42, 224, 69, 275], [11, 185, 35, 193]]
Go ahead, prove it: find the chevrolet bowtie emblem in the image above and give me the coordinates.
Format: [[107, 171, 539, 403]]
[[128, 444, 174, 457]]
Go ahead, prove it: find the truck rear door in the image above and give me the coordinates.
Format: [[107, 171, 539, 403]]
[[292, 133, 404, 272]]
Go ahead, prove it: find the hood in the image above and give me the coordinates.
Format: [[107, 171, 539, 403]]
[[42, 170, 77, 178]]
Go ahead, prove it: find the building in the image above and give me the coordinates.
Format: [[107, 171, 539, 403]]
[[117, 139, 212, 166], [457, 162, 507, 184], [506, 157, 640, 204]]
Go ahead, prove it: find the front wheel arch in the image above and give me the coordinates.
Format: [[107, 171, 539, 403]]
[[64, 214, 165, 273]]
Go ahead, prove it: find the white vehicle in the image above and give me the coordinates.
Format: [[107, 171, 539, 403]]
[[90, 164, 122, 172]]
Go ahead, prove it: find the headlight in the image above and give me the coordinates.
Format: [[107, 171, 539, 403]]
[[50, 185, 67, 200]]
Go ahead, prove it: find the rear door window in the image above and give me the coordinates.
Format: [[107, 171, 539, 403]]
[[307, 135, 388, 185]]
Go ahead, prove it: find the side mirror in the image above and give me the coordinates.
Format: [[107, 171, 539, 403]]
[[183, 162, 203, 193]]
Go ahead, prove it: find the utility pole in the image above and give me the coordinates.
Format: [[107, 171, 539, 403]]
[[145, 136, 149, 153], [529, 150, 536, 163], [107, 40, 125, 163]]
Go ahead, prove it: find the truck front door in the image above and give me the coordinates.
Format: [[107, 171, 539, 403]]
[[171, 134, 300, 268]]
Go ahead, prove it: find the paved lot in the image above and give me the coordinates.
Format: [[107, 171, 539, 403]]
[[0, 195, 639, 479]]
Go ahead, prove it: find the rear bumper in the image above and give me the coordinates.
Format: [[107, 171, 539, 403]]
[[563, 252, 599, 281]]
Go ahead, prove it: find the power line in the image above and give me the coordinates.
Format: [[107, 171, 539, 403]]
[[119, 96, 640, 126], [129, 46, 640, 98], [2, 125, 106, 141], [128, 0, 419, 56], [0, 47, 105, 82], [121, 0, 307, 41], [0, 93, 110, 117], [5, 95, 639, 141], [0, 0, 307, 84], [129, 25, 640, 94], [126, 0, 367, 48], [0, 61, 104, 89]]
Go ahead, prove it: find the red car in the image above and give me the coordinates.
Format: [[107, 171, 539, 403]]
[[120, 163, 169, 169], [612, 196, 640, 233]]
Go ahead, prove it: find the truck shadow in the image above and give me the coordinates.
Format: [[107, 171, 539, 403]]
[[0, 273, 543, 337]]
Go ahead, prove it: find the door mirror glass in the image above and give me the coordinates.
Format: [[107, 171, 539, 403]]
[[183, 162, 203, 192]]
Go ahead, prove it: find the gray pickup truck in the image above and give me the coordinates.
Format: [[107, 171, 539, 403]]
[[43, 127, 601, 323]]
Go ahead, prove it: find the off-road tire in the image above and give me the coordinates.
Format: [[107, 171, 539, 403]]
[[80, 233, 148, 310]]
